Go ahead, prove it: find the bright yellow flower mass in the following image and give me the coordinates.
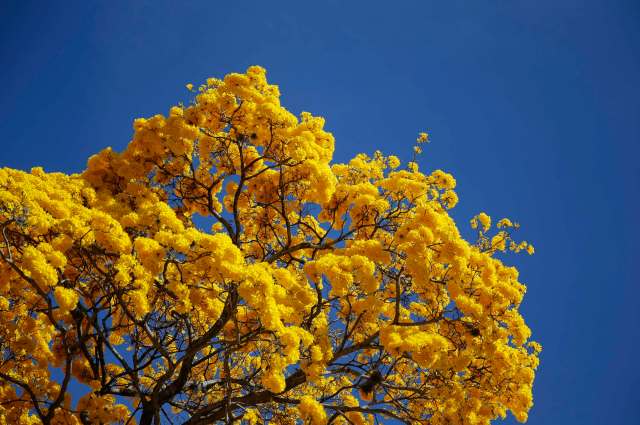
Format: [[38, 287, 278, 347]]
[[0, 66, 539, 424]]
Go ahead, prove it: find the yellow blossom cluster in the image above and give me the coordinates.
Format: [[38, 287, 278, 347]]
[[298, 395, 328, 425]]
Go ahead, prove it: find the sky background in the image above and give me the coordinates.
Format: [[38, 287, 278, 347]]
[[1, 0, 639, 423]]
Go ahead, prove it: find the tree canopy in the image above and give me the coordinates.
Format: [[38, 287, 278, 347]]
[[0, 66, 539, 425]]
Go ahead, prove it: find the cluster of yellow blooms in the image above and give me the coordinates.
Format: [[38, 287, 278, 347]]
[[0, 66, 539, 424]]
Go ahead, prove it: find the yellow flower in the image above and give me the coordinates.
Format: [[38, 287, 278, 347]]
[[54, 287, 79, 313], [417, 132, 429, 143], [387, 155, 401, 169], [473, 212, 491, 232], [298, 395, 327, 425]]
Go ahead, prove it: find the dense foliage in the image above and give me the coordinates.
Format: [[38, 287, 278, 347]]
[[0, 66, 539, 424]]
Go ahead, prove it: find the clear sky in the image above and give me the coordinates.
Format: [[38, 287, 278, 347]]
[[1, 0, 639, 423]]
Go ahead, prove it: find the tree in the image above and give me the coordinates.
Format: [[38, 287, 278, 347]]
[[0, 66, 540, 425]]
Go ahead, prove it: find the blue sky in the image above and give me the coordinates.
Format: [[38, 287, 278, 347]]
[[1, 0, 639, 423]]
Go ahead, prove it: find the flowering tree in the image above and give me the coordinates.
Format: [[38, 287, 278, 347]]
[[0, 66, 539, 425]]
